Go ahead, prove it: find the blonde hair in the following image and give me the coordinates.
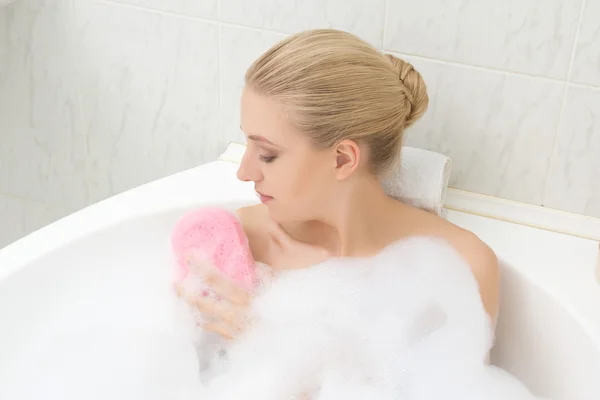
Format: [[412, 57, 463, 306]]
[[245, 29, 429, 176]]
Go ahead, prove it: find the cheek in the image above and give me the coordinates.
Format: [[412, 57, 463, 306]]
[[266, 155, 332, 221], [285, 156, 331, 201]]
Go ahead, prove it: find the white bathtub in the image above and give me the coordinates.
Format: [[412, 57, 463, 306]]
[[0, 160, 599, 399]]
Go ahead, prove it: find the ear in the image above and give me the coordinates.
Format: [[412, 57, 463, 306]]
[[333, 139, 361, 180]]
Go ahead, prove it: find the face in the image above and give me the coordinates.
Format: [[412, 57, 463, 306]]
[[237, 88, 345, 223]]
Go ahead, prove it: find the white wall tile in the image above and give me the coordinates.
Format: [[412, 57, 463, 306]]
[[399, 56, 564, 204], [570, 0, 600, 87], [0, 194, 63, 249], [2, 0, 598, 219], [385, 0, 583, 79], [72, 1, 220, 203], [219, 25, 286, 145], [219, 0, 385, 48], [109, 0, 218, 19], [544, 85, 600, 218], [0, 0, 88, 211]]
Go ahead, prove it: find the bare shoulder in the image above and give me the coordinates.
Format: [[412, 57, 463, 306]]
[[236, 204, 271, 262], [236, 204, 265, 226], [445, 225, 500, 322], [400, 207, 500, 322]]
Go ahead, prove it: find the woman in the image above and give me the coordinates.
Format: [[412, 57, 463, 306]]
[[177, 28, 499, 342]]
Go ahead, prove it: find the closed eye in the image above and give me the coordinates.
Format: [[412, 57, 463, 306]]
[[259, 154, 276, 163]]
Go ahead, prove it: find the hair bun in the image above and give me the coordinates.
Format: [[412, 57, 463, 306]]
[[384, 54, 429, 129]]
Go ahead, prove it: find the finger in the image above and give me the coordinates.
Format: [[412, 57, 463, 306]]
[[187, 259, 250, 305], [193, 295, 242, 324], [191, 295, 248, 331], [203, 319, 240, 341], [173, 281, 185, 297], [207, 272, 250, 305], [174, 282, 248, 330], [174, 281, 206, 299]]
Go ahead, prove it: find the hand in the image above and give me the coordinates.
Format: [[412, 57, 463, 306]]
[[174, 259, 252, 340]]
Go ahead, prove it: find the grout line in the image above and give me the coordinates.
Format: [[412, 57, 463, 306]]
[[540, 81, 569, 206], [95, 0, 285, 37], [217, 21, 287, 37], [96, 0, 219, 24], [381, 0, 389, 50], [388, 51, 569, 85], [569, 81, 600, 91], [68, 0, 93, 206], [446, 186, 574, 214], [541, 0, 588, 206], [566, 0, 588, 83], [444, 188, 600, 241], [444, 203, 599, 242]]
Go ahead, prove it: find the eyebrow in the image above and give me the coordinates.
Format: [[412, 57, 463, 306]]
[[248, 135, 275, 145], [240, 125, 279, 147]]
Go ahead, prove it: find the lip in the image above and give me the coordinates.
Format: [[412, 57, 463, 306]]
[[256, 191, 273, 204]]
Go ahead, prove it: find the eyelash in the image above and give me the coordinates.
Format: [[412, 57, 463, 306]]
[[259, 154, 277, 164]]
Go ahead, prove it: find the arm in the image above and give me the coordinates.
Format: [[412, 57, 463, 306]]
[[453, 232, 500, 324]]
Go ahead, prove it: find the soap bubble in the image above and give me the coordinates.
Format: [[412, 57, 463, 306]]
[[1, 237, 545, 400]]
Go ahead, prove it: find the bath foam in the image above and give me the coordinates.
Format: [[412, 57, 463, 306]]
[[202, 236, 546, 400], [0, 327, 206, 400], [1, 237, 547, 400]]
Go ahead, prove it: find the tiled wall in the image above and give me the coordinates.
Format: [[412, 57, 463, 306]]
[[1, 0, 599, 248]]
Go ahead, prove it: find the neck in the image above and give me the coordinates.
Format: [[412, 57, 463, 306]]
[[281, 176, 403, 257]]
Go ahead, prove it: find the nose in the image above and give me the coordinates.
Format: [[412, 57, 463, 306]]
[[236, 150, 263, 183]]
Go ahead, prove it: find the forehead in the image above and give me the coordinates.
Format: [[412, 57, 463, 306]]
[[240, 87, 297, 143]]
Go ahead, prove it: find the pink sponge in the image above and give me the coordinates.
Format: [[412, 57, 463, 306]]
[[171, 207, 257, 294]]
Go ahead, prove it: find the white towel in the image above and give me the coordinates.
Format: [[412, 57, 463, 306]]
[[219, 142, 451, 217], [380, 146, 452, 217]]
